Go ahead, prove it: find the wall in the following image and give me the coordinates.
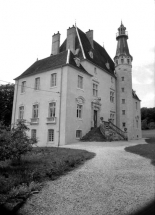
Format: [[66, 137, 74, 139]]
[[132, 98, 142, 139]]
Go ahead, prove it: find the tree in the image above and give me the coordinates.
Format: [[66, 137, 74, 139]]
[[0, 84, 14, 127], [0, 120, 37, 163]]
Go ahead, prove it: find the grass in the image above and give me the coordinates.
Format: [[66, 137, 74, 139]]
[[125, 129, 155, 166], [0, 147, 95, 207]]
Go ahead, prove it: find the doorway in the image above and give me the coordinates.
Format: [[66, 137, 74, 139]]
[[94, 110, 97, 127]]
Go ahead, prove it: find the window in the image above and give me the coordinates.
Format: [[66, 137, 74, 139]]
[[122, 88, 124, 92], [78, 75, 83, 89], [31, 129, 36, 139], [122, 110, 125, 115], [122, 122, 126, 127], [110, 91, 114, 103], [110, 113, 115, 123], [35, 77, 40, 90], [21, 81, 26, 93], [77, 104, 82, 119], [33, 104, 39, 118], [116, 60, 118, 65], [111, 77, 114, 83], [121, 58, 124, 64], [19, 106, 24, 119], [136, 102, 138, 109], [122, 99, 125, 104], [121, 77, 124, 81], [51, 73, 57, 87], [136, 120, 138, 128], [93, 83, 98, 97], [127, 58, 130, 64], [49, 102, 56, 117], [76, 130, 82, 139], [48, 129, 54, 142]]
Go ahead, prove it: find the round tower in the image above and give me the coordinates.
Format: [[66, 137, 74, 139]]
[[114, 22, 133, 140]]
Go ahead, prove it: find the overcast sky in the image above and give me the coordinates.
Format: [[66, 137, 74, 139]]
[[0, 0, 154, 108]]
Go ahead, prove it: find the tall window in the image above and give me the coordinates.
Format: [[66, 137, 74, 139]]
[[35, 78, 40, 90], [49, 102, 56, 118], [110, 91, 114, 103], [77, 104, 82, 119], [136, 102, 138, 109], [48, 129, 54, 142], [122, 110, 125, 115], [127, 58, 130, 64], [76, 130, 82, 139], [110, 113, 115, 123], [51, 73, 57, 87], [122, 122, 126, 127], [121, 77, 124, 81], [33, 104, 39, 118], [31, 129, 36, 139], [78, 75, 83, 89], [122, 99, 125, 104], [19, 106, 24, 119], [121, 58, 124, 64], [21, 81, 26, 93], [122, 88, 124, 92], [93, 83, 98, 97]]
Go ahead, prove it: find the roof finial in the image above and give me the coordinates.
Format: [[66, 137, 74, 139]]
[[121, 20, 123, 25], [75, 19, 77, 27]]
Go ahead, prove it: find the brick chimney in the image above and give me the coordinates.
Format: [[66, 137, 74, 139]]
[[86, 29, 94, 48], [51, 31, 60, 55], [66, 26, 76, 54]]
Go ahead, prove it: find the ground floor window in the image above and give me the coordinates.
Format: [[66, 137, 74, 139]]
[[48, 129, 54, 142], [76, 130, 82, 139], [31, 129, 36, 139]]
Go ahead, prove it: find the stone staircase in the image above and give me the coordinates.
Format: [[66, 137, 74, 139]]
[[81, 121, 127, 142]]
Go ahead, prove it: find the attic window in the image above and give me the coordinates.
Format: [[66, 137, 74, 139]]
[[74, 57, 80, 67], [106, 62, 110, 69], [89, 51, 93, 59]]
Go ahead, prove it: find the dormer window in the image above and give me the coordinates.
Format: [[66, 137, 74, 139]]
[[105, 62, 110, 70], [89, 51, 93, 59], [74, 57, 80, 67]]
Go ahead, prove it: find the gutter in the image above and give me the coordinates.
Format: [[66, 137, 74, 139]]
[[58, 66, 63, 147]]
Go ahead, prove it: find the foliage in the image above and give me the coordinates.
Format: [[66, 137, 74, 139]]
[[0, 84, 14, 127], [141, 107, 155, 130], [0, 120, 37, 163]]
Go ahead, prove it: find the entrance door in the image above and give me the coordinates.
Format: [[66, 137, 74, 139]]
[[94, 110, 97, 127]]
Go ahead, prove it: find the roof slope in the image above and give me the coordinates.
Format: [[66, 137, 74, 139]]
[[132, 90, 141, 101], [60, 27, 115, 76], [15, 50, 90, 80]]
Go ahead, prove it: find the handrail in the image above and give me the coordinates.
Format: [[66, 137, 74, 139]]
[[108, 121, 127, 140]]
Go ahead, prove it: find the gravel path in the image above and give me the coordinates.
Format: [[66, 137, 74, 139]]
[[19, 139, 155, 215]]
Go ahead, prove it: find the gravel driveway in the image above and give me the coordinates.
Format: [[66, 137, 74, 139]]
[[20, 139, 155, 215]]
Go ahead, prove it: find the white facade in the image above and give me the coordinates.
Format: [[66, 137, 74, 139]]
[[12, 24, 142, 145]]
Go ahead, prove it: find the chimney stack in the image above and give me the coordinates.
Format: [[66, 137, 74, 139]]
[[66, 26, 76, 54], [52, 31, 60, 55], [86, 29, 94, 48]]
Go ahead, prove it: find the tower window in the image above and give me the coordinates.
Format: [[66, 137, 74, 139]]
[[122, 110, 125, 115], [122, 99, 125, 104], [127, 58, 130, 64], [121, 77, 124, 81], [122, 88, 124, 92], [122, 122, 126, 127], [121, 58, 124, 64]]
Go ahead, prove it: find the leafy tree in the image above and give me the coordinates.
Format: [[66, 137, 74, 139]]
[[141, 107, 155, 129], [0, 84, 14, 127], [0, 120, 37, 163]]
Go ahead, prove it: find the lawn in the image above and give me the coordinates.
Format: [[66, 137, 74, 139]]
[[0, 147, 95, 211], [125, 129, 155, 166]]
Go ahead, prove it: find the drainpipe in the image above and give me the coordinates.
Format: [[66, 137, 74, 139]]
[[12, 80, 19, 128], [58, 66, 63, 147]]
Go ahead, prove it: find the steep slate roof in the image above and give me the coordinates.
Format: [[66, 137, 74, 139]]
[[60, 27, 115, 76], [15, 50, 90, 80], [132, 90, 141, 101]]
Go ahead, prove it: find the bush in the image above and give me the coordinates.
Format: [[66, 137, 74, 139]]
[[0, 120, 37, 163]]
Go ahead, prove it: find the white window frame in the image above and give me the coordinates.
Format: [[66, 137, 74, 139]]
[[78, 75, 83, 89], [110, 91, 114, 103], [49, 102, 56, 118], [77, 104, 82, 119], [76, 130, 82, 139], [35, 77, 40, 90], [51, 73, 57, 87], [93, 83, 98, 97], [31, 129, 36, 139], [32, 104, 39, 118], [48, 129, 54, 142], [19, 106, 24, 119], [21, 81, 26, 93]]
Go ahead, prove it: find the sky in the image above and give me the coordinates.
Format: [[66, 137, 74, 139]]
[[0, 0, 154, 108]]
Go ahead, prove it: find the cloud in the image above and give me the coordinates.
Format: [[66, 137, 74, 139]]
[[141, 92, 155, 108]]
